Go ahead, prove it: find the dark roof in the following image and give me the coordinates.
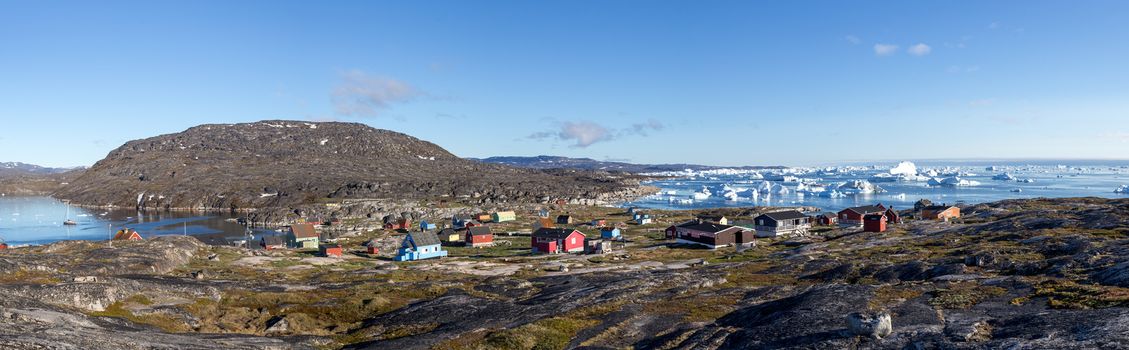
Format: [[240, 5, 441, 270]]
[[262, 236, 285, 245], [757, 210, 808, 221], [678, 221, 738, 234], [842, 205, 886, 215], [438, 228, 458, 236], [467, 226, 492, 236], [290, 224, 318, 238], [408, 231, 441, 247], [321, 244, 342, 249], [864, 214, 887, 220], [819, 212, 837, 218], [533, 228, 583, 239], [364, 238, 381, 247], [557, 215, 572, 219]]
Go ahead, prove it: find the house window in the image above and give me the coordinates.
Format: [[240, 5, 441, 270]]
[[757, 219, 763, 226], [571, 237, 576, 244]]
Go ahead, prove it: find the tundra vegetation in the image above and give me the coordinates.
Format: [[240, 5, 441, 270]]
[[1, 197, 1129, 349]]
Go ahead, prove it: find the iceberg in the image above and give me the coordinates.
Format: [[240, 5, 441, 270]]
[[1116, 185, 1129, 194], [1017, 178, 1036, 183], [837, 179, 885, 194], [889, 161, 918, 176], [928, 177, 981, 187], [992, 173, 1018, 181]]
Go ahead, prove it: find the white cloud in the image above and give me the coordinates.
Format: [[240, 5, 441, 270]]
[[873, 44, 899, 56], [907, 43, 932, 56], [528, 119, 664, 148], [845, 35, 861, 45], [557, 121, 613, 147], [331, 70, 422, 117]]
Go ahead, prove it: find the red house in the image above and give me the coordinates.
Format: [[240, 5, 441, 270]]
[[532, 228, 585, 254], [364, 239, 380, 254], [465, 226, 495, 248], [837, 204, 887, 227], [816, 213, 838, 226], [320, 244, 343, 257], [113, 228, 143, 241], [384, 218, 412, 230], [863, 214, 887, 232]]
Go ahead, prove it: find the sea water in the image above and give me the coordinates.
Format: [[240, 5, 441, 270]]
[[623, 160, 1129, 212], [0, 196, 280, 245]]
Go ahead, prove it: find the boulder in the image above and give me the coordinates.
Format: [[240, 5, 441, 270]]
[[846, 312, 893, 339]]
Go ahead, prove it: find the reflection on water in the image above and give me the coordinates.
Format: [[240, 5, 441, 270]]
[[0, 196, 281, 245]]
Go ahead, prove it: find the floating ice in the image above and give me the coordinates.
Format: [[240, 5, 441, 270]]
[[992, 173, 1018, 181], [889, 161, 918, 176], [1116, 185, 1129, 194]]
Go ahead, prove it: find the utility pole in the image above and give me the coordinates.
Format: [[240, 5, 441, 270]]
[[108, 223, 113, 248]]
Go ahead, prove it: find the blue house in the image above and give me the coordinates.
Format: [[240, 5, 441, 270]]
[[452, 215, 472, 229], [394, 231, 448, 261], [600, 227, 621, 239], [420, 220, 437, 230]]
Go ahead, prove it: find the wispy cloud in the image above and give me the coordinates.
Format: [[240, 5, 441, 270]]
[[873, 44, 899, 56], [907, 43, 932, 56], [331, 70, 423, 117], [528, 119, 665, 148], [947, 65, 981, 73], [969, 98, 996, 107], [845, 35, 861, 45], [623, 119, 664, 137], [1101, 131, 1129, 143]]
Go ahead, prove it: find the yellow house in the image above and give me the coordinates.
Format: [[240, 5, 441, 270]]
[[492, 211, 516, 223]]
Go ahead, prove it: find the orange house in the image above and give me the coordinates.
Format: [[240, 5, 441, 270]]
[[113, 228, 143, 241], [921, 205, 960, 221]]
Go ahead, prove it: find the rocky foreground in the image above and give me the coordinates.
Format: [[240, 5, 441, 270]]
[[2, 197, 1129, 349]]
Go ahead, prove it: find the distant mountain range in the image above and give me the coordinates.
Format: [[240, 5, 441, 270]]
[[0, 162, 81, 177], [472, 156, 782, 173]]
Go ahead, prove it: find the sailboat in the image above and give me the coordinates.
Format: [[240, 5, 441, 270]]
[[63, 202, 77, 226]]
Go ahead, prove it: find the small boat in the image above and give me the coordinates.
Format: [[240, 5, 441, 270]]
[[62, 202, 77, 225]]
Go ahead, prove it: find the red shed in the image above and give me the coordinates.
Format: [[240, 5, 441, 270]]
[[532, 228, 585, 254], [863, 214, 887, 232], [465, 226, 494, 248], [320, 244, 343, 257], [838, 204, 887, 227], [364, 239, 380, 254]]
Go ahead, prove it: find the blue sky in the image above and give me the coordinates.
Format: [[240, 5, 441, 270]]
[[1, 1, 1127, 168]]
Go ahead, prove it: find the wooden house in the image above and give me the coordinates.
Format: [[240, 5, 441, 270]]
[[364, 239, 380, 254], [394, 231, 448, 261], [0, 241, 7, 250], [637, 217, 653, 225], [697, 215, 729, 225], [586, 239, 614, 254], [532, 228, 586, 254], [600, 227, 621, 239], [537, 208, 551, 218], [303, 218, 323, 225], [419, 221, 438, 231], [920, 205, 960, 221], [491, 211, 516, 223], [863, 214, 888, 232], [452, 215, 474, 229], [591, 219, 607, 227], [476, 213, 493, 222], [668, 221, 751, 249], [884, 207, 901, 224], [437, 228, 463, 244], [838, 204, 887, 227], [556, 215, 574, 225], [384, 217, 411, 230], [287, 223, 320, 249], [532, 218, 556, 231], [465, 226, 494, 248], [261, 236, 286, 250], [816, 212, 838, 226], [320, 244, 343, 258], [113, 228, 143, 241], [753, 210, 811, 238]]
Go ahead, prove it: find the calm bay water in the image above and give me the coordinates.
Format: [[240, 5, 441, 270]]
[[624, 160, 1129, 212], [0, 196, 281, 245]]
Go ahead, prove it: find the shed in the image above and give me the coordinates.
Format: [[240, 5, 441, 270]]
[[465, 226, 495, 248]]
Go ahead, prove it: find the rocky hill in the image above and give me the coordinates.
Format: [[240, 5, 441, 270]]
[[52, 121, 640, 210], [474, 155, 781, 173], [0, 168, 84, 196], [0, 162, 78, 177]]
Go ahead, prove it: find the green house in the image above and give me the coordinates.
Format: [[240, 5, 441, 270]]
[[288, 223, 320, 249], [492, 211, 516, 223]]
